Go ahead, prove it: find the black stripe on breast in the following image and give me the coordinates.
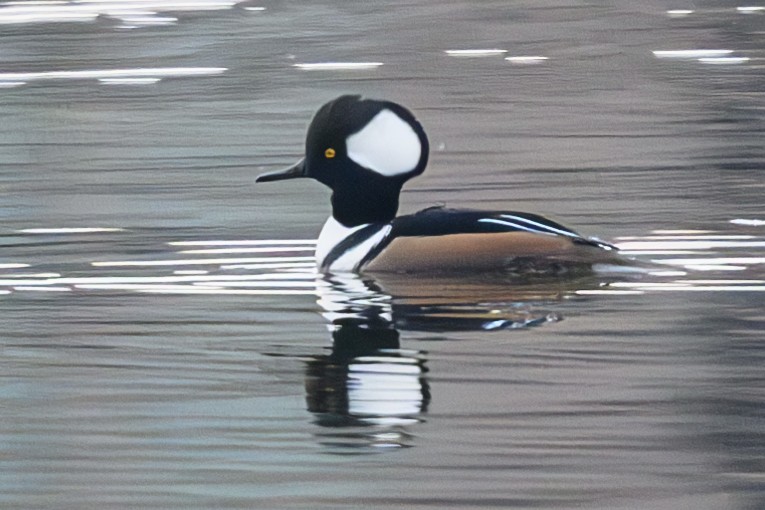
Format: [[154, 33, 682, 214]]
[[320, 223, 389, 271]]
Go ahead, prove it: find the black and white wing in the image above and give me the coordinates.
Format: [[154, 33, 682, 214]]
[[360, 206, 618, 273]]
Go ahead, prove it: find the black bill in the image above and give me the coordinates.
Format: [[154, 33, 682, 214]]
[[255, 158, 307, 183]]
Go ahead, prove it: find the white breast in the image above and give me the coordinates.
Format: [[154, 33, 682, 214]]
[[316, 216, 391, 272]]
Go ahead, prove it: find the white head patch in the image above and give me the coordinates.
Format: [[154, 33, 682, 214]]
[[346, 109, 421, 177]]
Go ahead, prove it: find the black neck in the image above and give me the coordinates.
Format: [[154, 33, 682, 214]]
[[331, 186, 401, 227]]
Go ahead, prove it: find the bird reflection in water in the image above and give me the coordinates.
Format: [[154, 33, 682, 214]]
[[306, 275, 427, 450], [304, 272, 585, 451], [304, 314, 428, 450]]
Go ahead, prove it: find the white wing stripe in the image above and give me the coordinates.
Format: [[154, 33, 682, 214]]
[[500, 214, 578, 237], [478, 218, 556, 236]]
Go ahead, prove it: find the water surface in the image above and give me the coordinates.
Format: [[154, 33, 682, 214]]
[[1, 1, 764, 508]]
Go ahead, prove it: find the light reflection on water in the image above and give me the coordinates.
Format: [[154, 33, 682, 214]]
[[3, 225, 765, 296], [0, 0, 254, 28], [2, 226, 764, 455], [0, 67, 228, 88], [5, 215, 765, 507], [3, 224, 764, 506]]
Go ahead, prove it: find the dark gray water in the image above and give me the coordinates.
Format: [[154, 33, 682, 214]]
[[2, 1, 764, 508]]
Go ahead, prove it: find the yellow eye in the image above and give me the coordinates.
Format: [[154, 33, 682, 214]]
[[324, 148, 336, 159]]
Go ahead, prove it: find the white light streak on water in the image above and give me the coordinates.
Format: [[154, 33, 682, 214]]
[[169, 239, 317, 246], [651, 229, 715, 234], [0, 273, 317, 287], [13, 286, 72, 292], [192, 281, 316, 288], [619, 250, 698, 255], [0, 264, 30, 269], [99, 78, 163, 85], [0, 68, 226, 84], [731, 219, 765, 226], [0, 273, 61, 278], [653, 49, 733, 59], [618, 240, 765, 250], [220, 262, 316, 270], [178, 247, 314, 254], [678, 280, 765, 284], [608, 225, 765, 285], [737, 6, 765, 13], [445, 49, 507, 57], [91, 256, 314, 267], [0, 0, 246, 25], [682, 265, 747, 272], [3, 226, 761, 301], [612, 283, 765, 292], [654, 257, 765, 266], [609, 282, 688, 289], [616, 235, 755, 240], [293, 62, 383, 71], [18, 227, 125, 234], [73, 284, 317, 295], [116, 14, 176, 24], [505, 56, 549, 64], [666, 9, 694, 17], [648, 271, 688, 277], [698, 57, 750, 65], [575, 289, 645, 295], [0, 9, 96, 24]]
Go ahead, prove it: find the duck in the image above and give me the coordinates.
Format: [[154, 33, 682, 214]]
[[257, 94, 619, 274]]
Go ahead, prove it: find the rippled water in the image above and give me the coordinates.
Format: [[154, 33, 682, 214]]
[[1, 1, 764, 508]]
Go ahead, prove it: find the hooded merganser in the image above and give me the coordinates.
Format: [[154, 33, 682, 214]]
[[257, 95, 619, 274]]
